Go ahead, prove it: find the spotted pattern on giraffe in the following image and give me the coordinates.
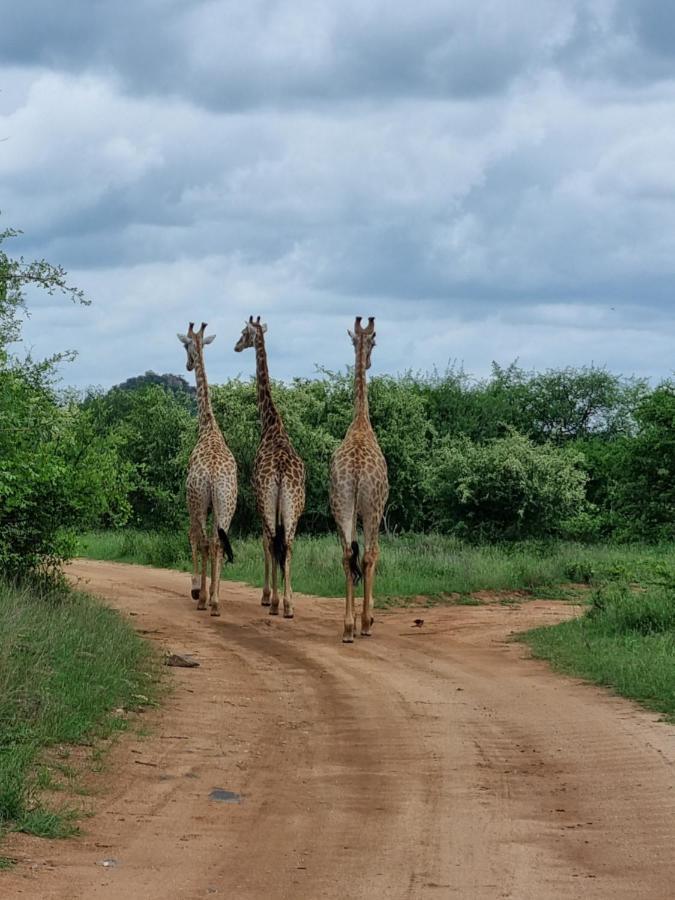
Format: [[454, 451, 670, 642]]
[[330, 316, 389, 643], [234, 316, 305, 618], [178, 322, 237, 617]]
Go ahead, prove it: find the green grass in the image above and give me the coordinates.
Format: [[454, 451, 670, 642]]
[[521, 581, 675, 722], [78, 530, 675, 603], [18, 807, 81, 839], [0, 578, 161, 841]]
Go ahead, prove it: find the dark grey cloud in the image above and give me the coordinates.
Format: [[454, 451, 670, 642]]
[[557, 0, 675, 87], [615, 0, 675, 61], [0, 1, 578, 109]]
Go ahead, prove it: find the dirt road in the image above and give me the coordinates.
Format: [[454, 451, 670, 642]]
[[3, 560, 674, 899]]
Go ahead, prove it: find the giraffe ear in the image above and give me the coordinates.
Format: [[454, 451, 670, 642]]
[[261, 324, 267, 334], [347, 329, 356, 342], [203, 334, 216, 345], [177, 333, 189, 345]]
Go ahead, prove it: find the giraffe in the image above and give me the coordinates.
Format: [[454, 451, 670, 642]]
[[330, 316, 389, 643], [234, 316, 305, 618], [177, 322, 237, 616]]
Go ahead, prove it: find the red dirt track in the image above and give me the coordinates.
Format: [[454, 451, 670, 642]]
[[3, 559, 674, 899]]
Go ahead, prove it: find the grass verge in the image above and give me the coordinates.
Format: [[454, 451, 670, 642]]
[[78, 530, 675, 603], [0, 578, 160, 842], [521, 581, 675, 722]]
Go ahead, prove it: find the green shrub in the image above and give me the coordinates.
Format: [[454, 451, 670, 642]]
[[423, 431, 588, 540], [0, 220, 131, 577], [611, 384, 675, 541], [0, 366, 132, 577], [83, 383, 196, 531]]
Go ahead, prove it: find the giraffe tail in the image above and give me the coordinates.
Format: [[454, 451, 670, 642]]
[[349, 540, 362, 585], [218, 528, 234, 564], [273, 523, 287, 576]]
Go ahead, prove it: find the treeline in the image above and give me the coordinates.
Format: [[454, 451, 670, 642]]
[[78, 362, 674, 544], [3, 339, 675, 579], [2, 210, 674, 578]]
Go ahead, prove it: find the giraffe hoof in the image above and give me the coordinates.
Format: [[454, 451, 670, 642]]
[[283, 610, 294, 619], [261, 596, 271, 607], [269, 607, 280, 616], [342, 631, 355, 643], [210, 608, 221, 617], [196, 601, 207, 611], [360, 628, 372, 637], [191, 589, 201, 600]]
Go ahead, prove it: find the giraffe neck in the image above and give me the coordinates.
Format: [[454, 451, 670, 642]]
[[194, 350, 216, 433], [353, 338, 370, 425], [254, 330, 281, 433]]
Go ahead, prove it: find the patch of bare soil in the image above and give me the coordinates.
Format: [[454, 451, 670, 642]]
[[3, 559, 674, 899]]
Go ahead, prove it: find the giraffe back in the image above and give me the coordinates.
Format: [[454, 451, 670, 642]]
[[330, 422, 388, 522]]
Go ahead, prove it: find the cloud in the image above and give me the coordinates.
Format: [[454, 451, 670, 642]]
[[1, 2, 675, 387], [0, 1, 581, 108]]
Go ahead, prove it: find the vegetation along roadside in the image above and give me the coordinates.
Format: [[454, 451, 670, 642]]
[[521, 579, 675, 723], [78, 529, 675, 603], [0, 579, 161, 859]]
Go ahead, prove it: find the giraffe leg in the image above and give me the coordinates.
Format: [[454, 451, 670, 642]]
[[361, 518, 381, 637], [194, 520, 209, 610], [190, 520, 209, 610], [261, 535, 272, 606], [341, 541, 356, 642], [332, 501, 357, 642], [269, 536, 280, 615], [189, 529, 201, 602], [361, 544, 379, 637], [198, 538, 209, 610], [209, 534, 223, 616], [282, 541, 294, 619]]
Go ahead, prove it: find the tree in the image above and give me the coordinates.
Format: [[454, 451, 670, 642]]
[[113, 370, 196, 401], [0, 222, 129, 577], [611, 383, 675, 541], [1, 225, 86, 353]]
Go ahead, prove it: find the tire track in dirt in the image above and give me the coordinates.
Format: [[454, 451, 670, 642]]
[[2, 559, 673, 899]]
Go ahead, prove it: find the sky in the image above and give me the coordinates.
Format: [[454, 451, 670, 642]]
[[1, 0, 674, 389]]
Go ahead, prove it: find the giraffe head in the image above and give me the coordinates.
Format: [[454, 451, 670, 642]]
[[177, 322, 215, 371], [234, 315, 267, 352], [348, 316, 377, 369]]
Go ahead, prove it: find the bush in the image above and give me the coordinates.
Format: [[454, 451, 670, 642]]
[[423, 431, 588, 540], [0, 365, 132, 577], [0, 220, 131, 577], [610, 384, 675, 541]]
